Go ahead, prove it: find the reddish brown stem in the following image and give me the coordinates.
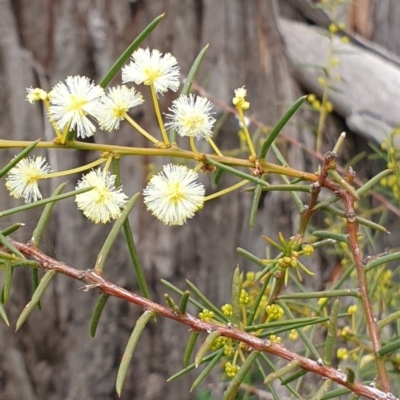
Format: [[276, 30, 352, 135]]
[[324, 181, 390, 392], [9, 239, 395, 400]]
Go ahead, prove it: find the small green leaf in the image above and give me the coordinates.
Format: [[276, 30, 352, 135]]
[[0, 223, 25, 236], [224, 351, 260, 400], [312, 230, 348, 243], [309, 379, 333, 400], [248, 175, 266, 229], [231, 267, 241, 326], [320, 206, 389, 234], [378, 310, 400, 329], [0, 139, 40, 178], [112, 159, 150, 299], [213, 168, 224, 185], [161, 279, 205, 312], [0, 232, 25, 259], [167, 350, 221, 382], [278, 289, 359, 300], [16, 270, 56, 331], [0, 303, 9, 326], [236, 247, 266, 268], [195, 331, 220, 367], [116, 310, 154, 396], [0, 186, 93, 218], [377, 335, 400, 357], [263, 360, 300, 385], [345, 367, 355, 384], [323, 298, 339, 366], [31, 182, 67, 246], [31, 268, 41, 310], [94, 193, 140, 274], [90, 294, 109, 337], [99, 14, 165, 88], [2, 261, 13, 303], [280, 369, 307, 385], [190, 349, 224, 392], [178, 290, 190, 315], [320, 388, 351, 399], [259, 96, 306, 159], [327, 170, 359, 200], [205, 157, 273, 188], [366, 251, 400, 271], [248, 273, 271, 325], [164, 294, 178, 312], [183, 331, 200, 367]]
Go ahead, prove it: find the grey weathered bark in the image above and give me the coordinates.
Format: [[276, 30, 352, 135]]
[[0, 0, 399, 399]]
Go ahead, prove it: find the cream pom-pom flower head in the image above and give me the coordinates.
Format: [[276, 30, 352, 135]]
[[122, 48, 180, 95], [75, 169, 128, 224], [5, 156, 51, 203], [97, 85, 144, 132], [48, 75, 105, 138], [165, 94, 216, 140], [143, 164, 205, 226]]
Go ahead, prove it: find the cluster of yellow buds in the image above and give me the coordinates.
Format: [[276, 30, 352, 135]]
[[223, 344, 235, 357], [265, 304, 284, 321], [239, 289, 249, 305], [221, 303, 233, 317], [347, 305, 358, 315], [278, 256, 297, 268], [289, 329, 299, 340], [328, 22, 345, 34], [225, 362, 240, 378], [339, 326, 352, 339], [211, 336, 227, 351], [307, 94, 333, 113], [199, 309, 214, 322], [269, 335, 282, 343], [302, 244, 314, 256], [337, 347, 349, 360]]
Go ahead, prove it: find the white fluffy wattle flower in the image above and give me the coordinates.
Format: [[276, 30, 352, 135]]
[[5, 156, 51, 203], [122, 48, 180, 95], [165, 94, 215, 140], [143, 164, 205, 226], [48, 76, 105, 138], [75, 169, 128, 224], [98, 85, 144, 132]]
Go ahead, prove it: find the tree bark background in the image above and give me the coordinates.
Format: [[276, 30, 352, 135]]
[[0, 1, 398, 399]]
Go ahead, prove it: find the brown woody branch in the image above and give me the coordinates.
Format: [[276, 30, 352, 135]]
[[8, 239, 396, 400], [324, 180, 390, 393]]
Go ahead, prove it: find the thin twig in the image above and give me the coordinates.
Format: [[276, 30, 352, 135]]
[[8, 239, 396, 400]]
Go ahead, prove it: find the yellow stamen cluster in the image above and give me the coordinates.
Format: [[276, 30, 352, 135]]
[[339, 326, 352, 339], [225, 362, 240, 378], [211, 336, 226, 351], [239, 289, 249, 305], [347, 305, 358, 315], [289, 329, 299, 341], [337, 347, 349, 360], [198, 309, 214, 322], [265, 304, 284, 321], [269, 335, 282, 343], [302, 244, 314, 256], [221, 304, 233, 317], [223, 345, 235, 357]]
